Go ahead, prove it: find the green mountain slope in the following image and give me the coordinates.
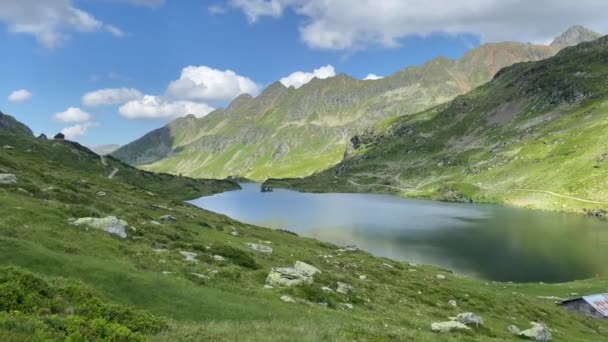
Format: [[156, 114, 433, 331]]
[[113, 27, 600, 180], [0, 110, 33, 137], [268, 35, 608, 214], [2, 113, 608, 340]]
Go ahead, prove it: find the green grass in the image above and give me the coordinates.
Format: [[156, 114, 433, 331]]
[[2, 123, 608, 340]]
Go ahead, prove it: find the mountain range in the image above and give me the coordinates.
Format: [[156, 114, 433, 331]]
[[269, 33, 608, 214], [112, 26, 602, 180]]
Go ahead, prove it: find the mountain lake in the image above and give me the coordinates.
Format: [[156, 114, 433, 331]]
[[190, 183, 608, 283]]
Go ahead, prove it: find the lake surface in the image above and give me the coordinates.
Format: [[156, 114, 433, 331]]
[[190, 183, 608, 283]]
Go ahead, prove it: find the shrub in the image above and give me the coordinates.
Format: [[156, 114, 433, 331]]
[[210, 244, 259, 269]]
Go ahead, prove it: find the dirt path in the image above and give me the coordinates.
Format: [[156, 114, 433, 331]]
[[108, 168, 119, 179], [348, 179, 608, 205], [484, 187, 608, 205]]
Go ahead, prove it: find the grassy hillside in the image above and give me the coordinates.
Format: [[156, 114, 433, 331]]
[[2, 113, 608, 340], [112, 27, 601, 181], [267, 36, 608, 215]]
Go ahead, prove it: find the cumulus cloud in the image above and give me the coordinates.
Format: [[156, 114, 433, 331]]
[[228, 0, 607, 49], [279, 64, 335, 89], [82, 88, 143, 106], [0, 0, 123, 48], [166, 66, 260, 102], [119, 95, 215, 120], [53, 107, 92, 123], [230, 0, 285, 22], [61, 122, 98, 140], [8, 89, 32, 103], [363, 74, 383, 80]]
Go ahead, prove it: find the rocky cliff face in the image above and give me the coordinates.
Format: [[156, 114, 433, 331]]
[[551, 25, 602, 48], [113, 26, 602, 180]]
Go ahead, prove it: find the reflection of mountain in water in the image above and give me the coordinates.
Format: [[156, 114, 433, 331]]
[[190, 184, 608, 283]]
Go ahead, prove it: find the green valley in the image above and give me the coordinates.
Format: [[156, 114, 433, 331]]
[[2, 110, 608, 341]]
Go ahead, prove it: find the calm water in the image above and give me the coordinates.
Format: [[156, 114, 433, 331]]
[[190, 183, 608, 283]]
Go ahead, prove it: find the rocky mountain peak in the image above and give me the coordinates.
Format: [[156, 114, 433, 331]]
[[551, 25, 602, 48]]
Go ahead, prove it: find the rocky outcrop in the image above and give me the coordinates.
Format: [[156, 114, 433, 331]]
[[245, 243, 273, 254], [518, 322, 552, 341], [266, 267, 314, 287], [0, 173, 17, 185], [431, 321, 470, 333], [453, 312, 483, 327], [159, 215, 177, 223], [294, 261, 320, 275], [70, 216, 128, 238]]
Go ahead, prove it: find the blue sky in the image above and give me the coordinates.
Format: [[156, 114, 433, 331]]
[[0, 0, 605, 147]]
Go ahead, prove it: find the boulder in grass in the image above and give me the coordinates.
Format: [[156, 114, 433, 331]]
[[70, 216, 128, 239], [266, 267, 313, 287], [159, 215, 177, 223], [244, 242, 273, 254], [294, 261, 320, 276], [519, 322, 552, 341], [0, 173, 17, 185], [431, 321, 470, 333]]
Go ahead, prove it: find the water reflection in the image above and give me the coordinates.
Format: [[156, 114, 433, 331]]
[[189, 183, 608, 282]]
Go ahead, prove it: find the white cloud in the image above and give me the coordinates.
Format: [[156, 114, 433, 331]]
[[82, 88, 143, 106], [230, 0, 285, 22], [363, 74, 383, 80], [208, 4, 228, 15], [279, 64, 335, 89], [61, 122, 97, 140], [119, 95, 215, 120], [229, 0, 607, 50], [166, 66, 260, 102], [0, 0, 123, 48], [105, 25, 125, 38], [53, 107, 92, 123], [8, 89, 32, 103]]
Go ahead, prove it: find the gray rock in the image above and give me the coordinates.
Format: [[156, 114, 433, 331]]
[[231, 231, 239, 236], [507, 325, 521, 335], [344, 245, 359, 252], [71, 216, 128, 238], [266, 267, 314, 287], [448, 300, 458, 307], [179, 251, 198, 263], [336, 282, 354, 295], [280, 295, 296, 303], [0, 173, 17, 185], [436, 274, 447, 280], [453, 312, 483, 327], [3, 145, 14, 149], [96, 191, 106, 196], [213, 255, 226, 261], [341, 303, 354, 310], [244, 242, 273, 254], [519, 322, 552, 341], [359, 275, 367, 280], [321, 286, 334, 293], [159, 215, 177, 223], [294, 261, 320, 275], [431, 321, 470, 333]]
